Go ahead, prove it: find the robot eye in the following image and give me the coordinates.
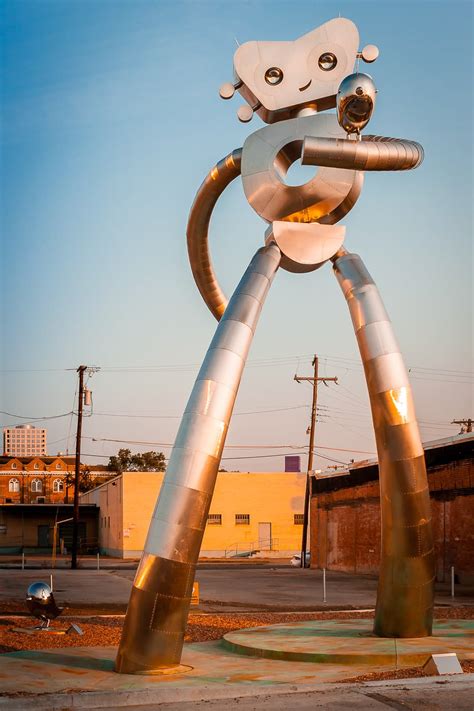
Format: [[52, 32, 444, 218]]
[[318, 53, 337, 71], [265, 67, 284, 85]]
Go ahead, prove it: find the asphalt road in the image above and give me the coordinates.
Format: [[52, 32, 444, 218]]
[[94, 677, 474, 711], [0, 567, 472, 611]]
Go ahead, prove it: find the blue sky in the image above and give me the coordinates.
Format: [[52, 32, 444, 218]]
[[1, 0, 472, 470]]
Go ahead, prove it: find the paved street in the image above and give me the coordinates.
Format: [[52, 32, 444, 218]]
[[0, 567, 472, 611], [121, 678, 474, 711]]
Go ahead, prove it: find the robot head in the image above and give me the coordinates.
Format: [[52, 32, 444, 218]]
[[219, 18, 378, 126]]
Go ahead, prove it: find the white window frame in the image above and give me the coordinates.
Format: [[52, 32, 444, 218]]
[[8, 478, 20, 493], [53, 478, 64, 493], [31, 479, 43, 493]]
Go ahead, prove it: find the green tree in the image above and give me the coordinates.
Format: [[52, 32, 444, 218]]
[[107, 448, 166, 473]]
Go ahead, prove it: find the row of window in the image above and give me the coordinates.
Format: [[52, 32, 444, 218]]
[[8, 478, 64, 493], [7, 462, 62, 470], [100, 516, 111, 528], [207, 514, 305, 525]]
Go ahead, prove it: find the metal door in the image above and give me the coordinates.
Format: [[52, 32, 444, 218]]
[[258, 522, 272, 549], [37, 524, 50, 547]]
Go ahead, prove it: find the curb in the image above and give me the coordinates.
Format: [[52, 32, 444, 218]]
[[1, 673, 473, 710]]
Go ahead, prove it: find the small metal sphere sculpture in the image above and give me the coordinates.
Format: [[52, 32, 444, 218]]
[[26, 582, 62, 629], [116, 17, 434, 675]]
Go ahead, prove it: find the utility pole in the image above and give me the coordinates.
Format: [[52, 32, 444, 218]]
[[71, 365, 87, 570], [294, 355, 338, 568], [451, 418, 472, 433]]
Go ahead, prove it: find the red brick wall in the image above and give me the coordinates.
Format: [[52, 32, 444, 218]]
[[310, 458, 474, 584]]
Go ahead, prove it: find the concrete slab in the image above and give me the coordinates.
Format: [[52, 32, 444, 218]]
[[0, 643, 390, 709], [223, 619, 474, 666]]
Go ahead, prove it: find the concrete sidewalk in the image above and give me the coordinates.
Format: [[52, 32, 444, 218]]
[[0, 642, 472, 711], [0, 568, 472, 612]]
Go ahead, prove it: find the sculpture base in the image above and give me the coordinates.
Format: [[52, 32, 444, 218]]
[[222, 619, 474, 666]]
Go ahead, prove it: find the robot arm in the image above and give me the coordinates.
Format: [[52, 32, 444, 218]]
[[302, 135, 424, 172], [187, 149, 242, 321]]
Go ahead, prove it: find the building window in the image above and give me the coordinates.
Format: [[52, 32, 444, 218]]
[[294, 514, 304, 525], [31, 479, 42, 493], [207, 514, 222, 525], [56, 463, 61, 470], [34, 463, 39, 470], [53, 479, 64, 493], [107, 516, 110, 528], [11, 463, 17, 469], [8, 479, 20, 493], [235, 514, 250, 525]]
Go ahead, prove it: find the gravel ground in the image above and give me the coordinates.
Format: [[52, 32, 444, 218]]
[[1, 606, 473, 652]]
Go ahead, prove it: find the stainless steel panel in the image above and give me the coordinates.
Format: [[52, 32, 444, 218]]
[[185, 378, 239, 422], [334, 249, 434, 639], [237, 271, 272, 303], [117, 245, 280, 671], [370, 387, 416, 427], [173, 411, 228, 460], [151, 482, 211, 530], [377, 421, 425, 461], [197, 347, 246, 389], [186, 149, 242, 320], [218, 294, 263, 331], [303, 135, 424, 171], [346, 284, 390, 331], [165, 446, 220, 493], [356, 320, 400, 361], [144, 517, 203, 564], [333, 253, 375, 296], [364, 352, 409, 394], [241, 113, 361, 227]]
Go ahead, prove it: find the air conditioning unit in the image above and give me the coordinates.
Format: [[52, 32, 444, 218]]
[[37, 497, 46, 504]]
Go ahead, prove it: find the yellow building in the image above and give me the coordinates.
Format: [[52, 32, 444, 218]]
[[80, 471, 306, 558]]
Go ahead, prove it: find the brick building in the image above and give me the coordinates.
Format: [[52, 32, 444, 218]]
[[0, 456, 111, 552], [310, 433, 473, 585], [0, 455, 76, 505]]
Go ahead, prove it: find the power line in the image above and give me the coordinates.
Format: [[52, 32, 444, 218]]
[[86, 435, 374, 454], [92, 404, 310, 419]]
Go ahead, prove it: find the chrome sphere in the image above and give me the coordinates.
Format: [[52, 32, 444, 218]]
[[337, 72, 377, 134], [27, 581, 52, 602]]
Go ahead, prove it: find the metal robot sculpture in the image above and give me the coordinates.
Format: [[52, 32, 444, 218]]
[[26, 582, 62, 629], [116, 17, 434, 674]]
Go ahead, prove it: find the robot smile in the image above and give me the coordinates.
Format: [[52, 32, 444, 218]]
[[299, 79, 312, 92]]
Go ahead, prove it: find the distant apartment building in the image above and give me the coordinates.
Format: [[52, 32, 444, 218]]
[[3, 425, 47, 457]]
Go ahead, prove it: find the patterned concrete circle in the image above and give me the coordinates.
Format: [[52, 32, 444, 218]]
[[223, 619, 474, 666]]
